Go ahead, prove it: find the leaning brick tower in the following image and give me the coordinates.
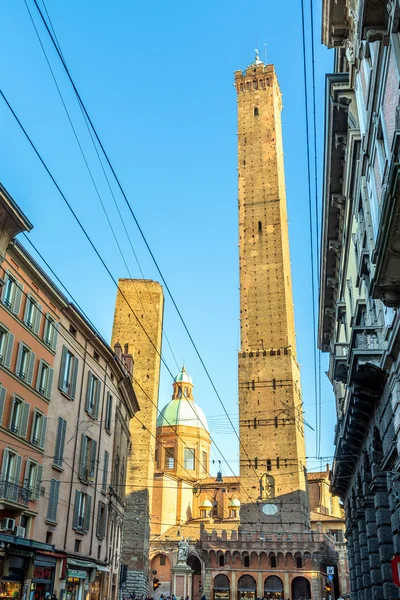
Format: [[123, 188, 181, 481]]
[[235, 54, 310, 531]]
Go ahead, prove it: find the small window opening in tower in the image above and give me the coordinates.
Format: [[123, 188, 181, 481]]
[[271, 556, 277, 568], [276, 457, 280, 469], [244, 556, 250, 567], [254, 107, 259, 116], [258, 221, 262, 232], [219, 555, 225, 567], [296, 556, 303, 569], [274, 416, 278, 428], [178, 386, 182, 398], [266, 459, 272, 472]]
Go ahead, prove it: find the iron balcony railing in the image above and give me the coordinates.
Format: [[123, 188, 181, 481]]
[[0, 479, 30, 505]]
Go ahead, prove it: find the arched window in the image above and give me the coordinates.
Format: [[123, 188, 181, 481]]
[[296, 556, 303, 568], [270, 555, 277, 568], [292, 577, 311, 600], [254, 107, 259, 116], [243, 555, 250, 567], [214, 574, 230, 592], [218, 554, 224, 567], [264, 576, 283, 598], [184, 386, 188, 397], [238, 574, 255, 592]]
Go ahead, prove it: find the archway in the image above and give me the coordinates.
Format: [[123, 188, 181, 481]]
[[264, 576, 283, 599], [291, 577, 311, 600], [237, 575, 256, 600], [213, 574, 230, 600], [150, 554, 172, 599], [187, 554, 201, 600]]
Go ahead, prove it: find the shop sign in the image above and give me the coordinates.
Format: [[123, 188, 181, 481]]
[[33, 567, 52, 580], [68, 570, 86, 579]]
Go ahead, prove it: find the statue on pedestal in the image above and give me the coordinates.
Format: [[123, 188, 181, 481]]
[[177, 537, 190, 563]]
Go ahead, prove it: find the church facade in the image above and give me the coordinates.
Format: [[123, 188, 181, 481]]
[[147, 57, 346, 600]]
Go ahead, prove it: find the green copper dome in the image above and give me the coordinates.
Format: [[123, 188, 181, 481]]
[[156, 399, 208, 431], [174, 366, 193, 384]]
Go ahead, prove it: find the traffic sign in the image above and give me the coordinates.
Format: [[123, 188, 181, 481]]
[[328, 575, 333, 581], [327, 566, 334, 575]]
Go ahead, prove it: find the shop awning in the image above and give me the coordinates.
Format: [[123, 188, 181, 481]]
[[67, 559, 97, 569], [95, 566, 109, 573]]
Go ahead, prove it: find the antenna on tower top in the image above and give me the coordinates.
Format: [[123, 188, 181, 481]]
[[264, 43, 268, 64]]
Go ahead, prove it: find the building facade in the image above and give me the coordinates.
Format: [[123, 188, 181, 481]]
[[320, 1, 400, 598], [0, 185, 139, 600]]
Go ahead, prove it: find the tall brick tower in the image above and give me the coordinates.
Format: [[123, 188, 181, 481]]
[[235, 55, 310, 531], [111, 280, 164, 593]]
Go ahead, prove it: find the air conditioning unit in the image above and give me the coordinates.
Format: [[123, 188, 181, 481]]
[[15, 526, 25, 538], [0, 518, 15, 532]]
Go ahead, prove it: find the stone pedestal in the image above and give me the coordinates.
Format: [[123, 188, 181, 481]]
[[172, 563, 194, 599]]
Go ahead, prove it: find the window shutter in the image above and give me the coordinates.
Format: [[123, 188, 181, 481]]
[[13, 282, 23, 315], [51, 322, 59, 352], [90, 439, 97, 478], [46, 479, 60, 521], [19, 402, 30, 438], [84, 494, 92, 533], [36, 360, 44, 393], [23, 296, 31, 324], [26, 351, 36, 385], [0, 385, 6, 425], [4, 332, 14, 368], [85, 372, 93, 412], [72, 489, 80, 529], [1, 275, 8, 303], [58, 346, 67, 391], [79, 435, 88, 479], [33, 303, 42, 335], [94, 380, 101, 419], [33, 464, 43, 500], [13, 455, 22, 485], [1, 448, 9, 481], [96, 501, 102, 538], [39, 417, 47, 450], [46, 367, 54, 399], [102, 451, 109, 491], [106, 393, 112, 431], [23, 459, 31, 488], [54, 418, 66, 467], [8, 396, 16, 430], [70, 357, 78, 399], [15, 343, 23, 376]]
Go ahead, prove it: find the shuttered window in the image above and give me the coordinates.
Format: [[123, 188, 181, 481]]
[[23, 294, 42, 335], [53, 418, 67, 468], [0, 449, 22, 501], [9, 396, 30, 438], [105, 392, 112, 432], [58, 346, 78, 399], [30, 410, 47, 449], [78, 434, 97, 482], [36, 360, 54, 399], [0, 385, 6, 425], [96, 501, 107, 539], [73, 490, 91, 532], [15, 343, 36, 385], [24, 459, 43, 500], [102, 451, 109, 492], [0, 325, 14, 369], [43, 313, 58, 351], [85, 372, 101, 418], [46, 479, 60, 522], [2, 271, 23, 316], [184, 448, 195, 470]]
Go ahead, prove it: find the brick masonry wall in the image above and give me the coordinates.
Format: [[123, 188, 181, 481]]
[[111, 279, 164, 578]]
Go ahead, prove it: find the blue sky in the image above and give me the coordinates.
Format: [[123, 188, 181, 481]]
[[0, 1, 334, 476]]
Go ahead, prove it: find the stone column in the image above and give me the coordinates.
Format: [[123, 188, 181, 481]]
[[231, 570, 237, 600], [364, 497, 384, 600], [257, 571, 263, 598], [283, 572, 290, 599], [346, 531, 357, 598], [358, 510, 371, 599], [372, 476, 398, 600], [352, 520, 363, 600]]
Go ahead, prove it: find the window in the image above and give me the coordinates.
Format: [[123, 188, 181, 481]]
[[85, 372, 101, 418], [160, 555, 166, 566], [0, 325, 14, 368], [184, 386, 188, 397], [254, 107, 259, 116], [165, 447, 175, 470], [258, 221, 262, 232], [46, 532, 52, 544], [266, 459, 272, 471], [73, 490, 91, 532], [296, 556, 303, 568], [184, 448, 195, 470], [15, 343, 35, 384], [74, 539, 81, 552], [79, 434, 97, 482], [43, 314, 58, 351], [58, 346, 78, 399], [105, 392, 113, 432], [2, 272, 23, 315], [177, 386, 182, 398], [46, 479, 60, 521], [69, 324, 77, 338], [0, 385, 5, 425], [270, 556, 277, 568], [244, 556, 250, 567], [96, 501, 107, 539], [9, 396, 30, 437], [24, 459, 42, 500], [93, 351, 99, 361], [0, 449, 22, 501], [276, 457, 280, 469], [30, 410, 47, 449], [102, 451, 109, 492], [53, 417, 67, 468], [219, 555, 224, 567], [36, 360, 54, 399], [202, 451, 207, 473], [23, 295, 42, 334]]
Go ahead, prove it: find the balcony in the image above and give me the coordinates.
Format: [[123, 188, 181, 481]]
[[0, 480, 30, 507], [329, 342, 349, 383], [347, 326, 386, 389]]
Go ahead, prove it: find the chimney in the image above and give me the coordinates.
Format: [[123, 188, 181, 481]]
[[114, 341, 122, 360]]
